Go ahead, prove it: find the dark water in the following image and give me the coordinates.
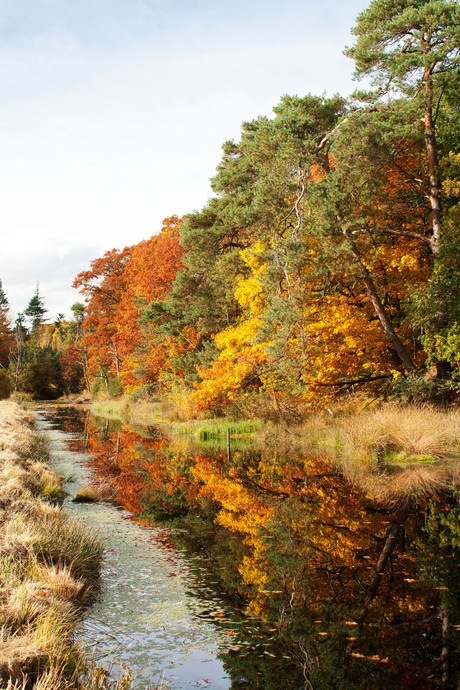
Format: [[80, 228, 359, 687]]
[[35, 408, 301, 689], [35, 406, 460, 689]]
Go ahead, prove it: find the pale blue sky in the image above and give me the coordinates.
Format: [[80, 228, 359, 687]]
[[0, 0, 369, 318]]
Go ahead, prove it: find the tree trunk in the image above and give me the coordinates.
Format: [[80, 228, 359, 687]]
[[439, 601, 450, 689], [80, 346, 91, 393], [363, 500, 412, 610], [423, 68, 441, 261], [341, 224, 417, 374], [346, 500, 412, 655]]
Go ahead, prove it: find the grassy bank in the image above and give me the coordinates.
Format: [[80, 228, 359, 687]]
[[91, 396, 460, 505], [0, 401, 162, 689], [257, 402, 460, 505]]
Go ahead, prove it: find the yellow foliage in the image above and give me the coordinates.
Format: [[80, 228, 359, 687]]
[[192, 243, 271, 409]]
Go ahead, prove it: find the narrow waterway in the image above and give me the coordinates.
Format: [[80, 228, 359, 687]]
[[35, 407, 302, 689], [34, 405, 460, 689]]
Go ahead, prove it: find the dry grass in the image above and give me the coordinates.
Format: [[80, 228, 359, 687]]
[[336, 403, 460, 461], [325, 403, 460, 504], [258, 402, 460, 506], [0, 400, 103, 688]]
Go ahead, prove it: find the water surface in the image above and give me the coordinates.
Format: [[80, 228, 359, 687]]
[[36, 407, 301, 689], [35, 406, 460, 689]]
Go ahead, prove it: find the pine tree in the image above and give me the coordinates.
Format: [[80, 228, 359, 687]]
[[24, 284, 47, 334], [0, 279, 8, 311], [346, 0, 460, 260]]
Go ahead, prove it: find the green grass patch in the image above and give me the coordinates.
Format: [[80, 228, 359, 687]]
[[91, 399, 130, 421], [383, 450, 439, 466], [170, 417, 264, 442]]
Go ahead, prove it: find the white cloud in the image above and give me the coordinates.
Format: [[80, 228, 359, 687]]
[[0, 0, 370, 319]]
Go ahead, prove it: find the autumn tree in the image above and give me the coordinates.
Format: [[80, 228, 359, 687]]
[[116, 216, 184, 391], [73, 217, 185, 396], [189, 92, 432, 412], [346, 0, 460, 260], [73, 246, 132, 394], [346, 0, 460, 382]]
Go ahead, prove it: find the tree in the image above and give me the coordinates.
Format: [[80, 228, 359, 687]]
[[0, 279, 8, 311], [116, 216, 184, 391], [0, 279, 11, 369], [73, 246, 132, 393], [17, 343, 63, 399], [24, 284, 47, 334], [345, 1, 460, 383], [346, 0, 460, 260], [0, 279, 12, 396]]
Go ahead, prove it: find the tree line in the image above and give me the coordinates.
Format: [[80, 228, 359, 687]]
[[1, 0, 459, 409]]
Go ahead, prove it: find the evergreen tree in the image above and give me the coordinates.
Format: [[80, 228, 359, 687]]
[[0, 279, 8, 311], [346, 0, 460, 260], [0, 278, 12, 383], [24, 284, 47, 334]]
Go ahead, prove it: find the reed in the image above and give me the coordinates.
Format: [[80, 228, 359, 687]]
[[257, 402, 460, 505], [0, 400, 103, 688]]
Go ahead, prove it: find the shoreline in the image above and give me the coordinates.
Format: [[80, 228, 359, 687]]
[[0, 400, 103, 688], [88, 395, 460, 506]]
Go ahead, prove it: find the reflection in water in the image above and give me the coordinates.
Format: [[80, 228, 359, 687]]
[[37, 407, 460, 689]]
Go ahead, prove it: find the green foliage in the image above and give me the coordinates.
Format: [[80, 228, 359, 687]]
[[128, 383, 159, 402], [410, 211, 460, 371], [90, 373, 123, 398], [13, 343, 63, 399], [346, 0, 460, 99], [0, 279, 8, 311], [0, 370, 12, 399], [391, 371, 460, 402], [425, 501, 460, 550], [24, 284, 47, 334]]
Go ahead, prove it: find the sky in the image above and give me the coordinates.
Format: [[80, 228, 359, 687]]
[[0, 0, 370, 321]]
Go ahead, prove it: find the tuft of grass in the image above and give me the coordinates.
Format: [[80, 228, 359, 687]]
[[169, 417, 263, 443], [31, 514, 103, 598], [72, 486, 99, 503], [197, 418, 263, 440], [257, 402, 460, 505], [32, 564, 85, 603], [0, 400, 104, 687]]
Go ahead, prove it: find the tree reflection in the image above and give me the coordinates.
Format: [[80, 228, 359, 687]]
[[49, 408, 460, 689]]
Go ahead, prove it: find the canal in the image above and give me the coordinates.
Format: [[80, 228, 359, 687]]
[[34, 405, 460, 689]]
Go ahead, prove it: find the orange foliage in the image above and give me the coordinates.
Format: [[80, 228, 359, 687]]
[[114, 216, 184, 390], [73, 217, 184, 392], [73, 246, 133, 383]]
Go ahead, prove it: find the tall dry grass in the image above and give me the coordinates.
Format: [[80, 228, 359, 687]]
[[324, 403, 460, 503], [0, 400, 104, 689], [258, 402, 460, 506]]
